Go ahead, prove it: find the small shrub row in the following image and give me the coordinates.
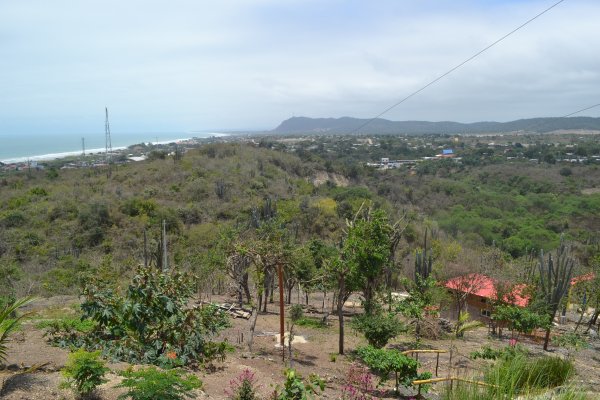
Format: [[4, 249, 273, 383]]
[[62, 349, 202, 400]]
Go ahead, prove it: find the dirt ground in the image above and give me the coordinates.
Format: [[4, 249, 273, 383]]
[[2, 295, 599, 399]]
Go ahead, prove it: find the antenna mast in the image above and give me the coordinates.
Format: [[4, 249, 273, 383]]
[[81, 137, 86, 157], [105, 107, 113, 164]]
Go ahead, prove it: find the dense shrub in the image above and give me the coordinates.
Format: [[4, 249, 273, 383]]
[[355, 345, 430, 392], [47, 265, 230, 366], [351, 312, 404, 348], [492, 305, 550, 338], [1, 211, 26, 228], [120, 198, 157, 217]]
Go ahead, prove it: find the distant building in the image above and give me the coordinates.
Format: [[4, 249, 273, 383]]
[[436, 149, 455, 158], [444, 274, 528, 321]]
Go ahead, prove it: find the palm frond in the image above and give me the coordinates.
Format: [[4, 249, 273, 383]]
[[0, 297, 36, 363], [455, 311, 484, 338]]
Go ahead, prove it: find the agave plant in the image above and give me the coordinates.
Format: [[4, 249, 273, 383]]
[[0, 297, 35, 363]]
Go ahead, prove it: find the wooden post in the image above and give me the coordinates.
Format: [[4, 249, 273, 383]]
[[436, 352, 440, 377], [278, 263, 285, 360]]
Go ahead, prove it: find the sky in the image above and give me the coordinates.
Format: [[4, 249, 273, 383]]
[[0, 0, 599, 134]]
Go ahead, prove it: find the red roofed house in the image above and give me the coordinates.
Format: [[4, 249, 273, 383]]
[[444, 272, 595, 323], [444, 274, 529, 322]]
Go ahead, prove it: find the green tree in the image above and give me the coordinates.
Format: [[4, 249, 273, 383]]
[[344, 208, 393, 315], [330, 207, 393, 354]]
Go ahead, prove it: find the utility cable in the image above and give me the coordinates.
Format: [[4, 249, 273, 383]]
[[561, 103, 600, 118], [348, 0, 567, 134]]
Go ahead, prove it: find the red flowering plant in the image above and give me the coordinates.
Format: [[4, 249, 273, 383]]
[[225, 368, 261, 400], [341, 364, 380, 400], [157, 348, 183, 369]]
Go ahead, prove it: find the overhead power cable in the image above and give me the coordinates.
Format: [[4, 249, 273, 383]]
[[348, 0, 567, 134], [522, 102, 600, 133], [561, 103, 600, 118]]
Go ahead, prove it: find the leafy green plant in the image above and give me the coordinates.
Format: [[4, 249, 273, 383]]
[[351, 311, 405, 348], [47, 265, 230, 366], [116, 366, 202, 400], [271, 369, 324, 400], [470, 344, 528, 361], [554, 332, 589, 354], [295, 317, 327, 329], [355, 345, 430, 392], [61, 349, 109, 398], [491, 305, 550, 338], [0, 296, 34, 363]]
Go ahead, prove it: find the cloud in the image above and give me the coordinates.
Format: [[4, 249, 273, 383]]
[[0, 0, 599, 133]]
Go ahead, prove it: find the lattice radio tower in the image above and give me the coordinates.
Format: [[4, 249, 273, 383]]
[[105, 107, 113, 165]]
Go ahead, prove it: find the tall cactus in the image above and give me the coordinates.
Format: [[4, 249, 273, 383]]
[[537, 236, 575, 350], [415, 228, 433, 290]]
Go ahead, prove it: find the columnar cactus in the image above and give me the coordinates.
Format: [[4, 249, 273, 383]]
[[538, 236, 575, 350], [415, 228, 433, 285]]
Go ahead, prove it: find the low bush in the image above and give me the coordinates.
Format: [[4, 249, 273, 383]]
[[37, 317, 96, 332], [116, 366, 202, 400], [355, 345, 430, 392], [470, 344, 528, 361], [351, 312, 405, 348], [61, 349, 109, 398], [270, 369, 324, 400], [295, 317, 327, 329], [554, 332, 590, 353]]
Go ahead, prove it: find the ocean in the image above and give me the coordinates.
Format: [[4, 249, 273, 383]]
[[0, 131, 228, 163]]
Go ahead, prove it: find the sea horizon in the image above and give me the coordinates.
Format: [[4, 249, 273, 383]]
[[0, 131, 230, 164]]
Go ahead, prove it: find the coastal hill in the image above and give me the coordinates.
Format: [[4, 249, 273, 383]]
[[273, 116, 600, 135]]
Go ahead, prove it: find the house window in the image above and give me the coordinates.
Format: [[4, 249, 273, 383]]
[[480, 309, 492, 318]]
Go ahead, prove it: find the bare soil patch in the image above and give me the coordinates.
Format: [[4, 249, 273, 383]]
[[2, 295, 599, 399]]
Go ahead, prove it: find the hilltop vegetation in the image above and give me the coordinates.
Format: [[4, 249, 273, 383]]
[[2, 134, 600, 398], [1, 136, 600, 298]]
